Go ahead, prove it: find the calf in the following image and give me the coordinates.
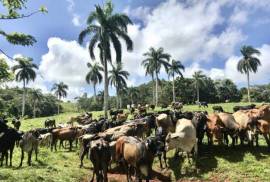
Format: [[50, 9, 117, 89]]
[[212, 106, 224, 113], [51, 127, 78, 151], [88, 138, 111, 182], [19, 130, 40, 167], [44, 119, 56, 128], [39, 133, 52, 148]]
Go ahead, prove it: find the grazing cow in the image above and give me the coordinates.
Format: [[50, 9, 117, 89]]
[[150, 104, 155, 110], [198, 101, 208, 108], [51, 127, 78, 151], [19, 130, 40, 167], [39, 133, 52, 148], [165, 119, 197, 163], [233, 104, 256, 112], [12, 118, 21, 130], [116, 113, 129, 122], [88, 138, 111, 182], [156, 113, 175, 133], [212, 106, 224, 113], [44, 119, 56, 128], [172, 102, 183, 110], [0, 127, 22, 166], [192, 112, 208, 146], [115, 136, 159, 182]]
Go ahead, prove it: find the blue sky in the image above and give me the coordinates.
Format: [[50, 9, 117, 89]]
[[1, 0, 270, 100]]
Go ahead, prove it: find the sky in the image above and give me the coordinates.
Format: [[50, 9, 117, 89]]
[[1, 0, 270, 100]]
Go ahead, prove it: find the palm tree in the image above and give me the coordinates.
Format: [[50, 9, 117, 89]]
[[51, 82, 69, 114], [142, 57, 155, 104], [142, 47, 171, 106], [78, 1, 133, 118], [192, 71, 206, 102], [168, 60, 185, 103], [12, 56, 38, 117], [128, 87, 139, 105], [30, 89, 43, 118], [109, 63, 129, 109], [85, 62, 103, 102], [237, 45, 261, 103]]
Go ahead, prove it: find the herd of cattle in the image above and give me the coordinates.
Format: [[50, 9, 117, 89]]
[[1, 102, 270, 182]]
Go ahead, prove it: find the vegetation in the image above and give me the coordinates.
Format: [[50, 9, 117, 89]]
[[0, 87, 58, 118], [109, 63, 129, 109], [192, 71, 207, 102], [0, 0, 47, 58], [11, 56, 38, 117], [51, 82, 69, 115], [78, 0, 133, 118], [237, 45, 261, 103], [85, 62, 103, 102]]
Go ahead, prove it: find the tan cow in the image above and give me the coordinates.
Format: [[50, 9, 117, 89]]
[[156, 113, 174, 133]]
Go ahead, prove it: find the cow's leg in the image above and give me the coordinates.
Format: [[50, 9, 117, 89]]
[[79, 146, 87, 168], [0, 152, 4, 166], [28, 150, 32, 166], [35, 147, 38, 161], [207, 132, 213, 145], [263, 133, 270, 147], [102, 163, 108, 182], [5, 151, 8, 166], [89, 168, 95, 182], [164, 151, 168, 168], [10, 145, 15, 166], [19, 149, 24, 167], [69, 140, 73, 151], [158, 154, 163, 169]]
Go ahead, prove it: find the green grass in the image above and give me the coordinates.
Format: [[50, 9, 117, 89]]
[[1, 102, 270, 182]]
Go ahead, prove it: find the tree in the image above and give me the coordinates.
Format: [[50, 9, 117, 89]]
[[237, 45, 261, 103], [142, 47, 170, 106], [0, 57, 13, 84], [192, 71, 206, 102], [51, 82, 68, 114], [0, 0, 47, 58], [30, 89, 43, 118], [168, 59, 185, 102], [12, 56, 38, 117], [128, 87, 139, 105], [78, 0, 133, 118], [85, 62, 103, 102], [109, 63, 129, 109]]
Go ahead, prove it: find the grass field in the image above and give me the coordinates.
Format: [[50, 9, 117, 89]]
[[0, 102, 270, 182]]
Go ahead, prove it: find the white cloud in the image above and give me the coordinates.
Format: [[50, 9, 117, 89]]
[[229, 9, 248, 25], [66, 0, 81, 27]]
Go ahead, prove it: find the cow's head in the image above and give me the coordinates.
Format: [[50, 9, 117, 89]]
[[206, 114, 224, 144]]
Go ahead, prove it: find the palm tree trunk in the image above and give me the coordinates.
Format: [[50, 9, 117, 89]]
[[155, 71, 158, 106], [172, 74, 175, 103], [116, 89, 119, 109], [247, 71, 251, 103], [57, 95, 60, 115], [104, 59, 109, 118], [22, 79, 26, 117], [119, 96, 122, 109], [33, 101, 36, 118], [197, 82, 200, 102], [152, 76, 155, 105], [93, 84, 97, 103]]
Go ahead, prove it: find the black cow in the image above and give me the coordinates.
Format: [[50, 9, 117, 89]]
[[44, 119, 56, 128], [155, 127, 167, 169], [192, 112, 208, 146], [233, 104, 256, 112], [212, 106, 224, 113], [198, 101, 208, 108], [12, 118, 21, 130]]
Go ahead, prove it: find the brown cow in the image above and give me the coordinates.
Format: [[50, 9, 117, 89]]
[[206, 113, 225, 145], [51, 127, 78, 151], [116, 113, 129, 122]]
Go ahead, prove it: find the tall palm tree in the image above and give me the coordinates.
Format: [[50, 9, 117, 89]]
[[51, 82, 68, 114], [109, 63, 129, 109], [85, 62, 103, 102], [192, 71, 206, 102], [128, 87, 139, 105], [237, 45, 261, 103], [78, 1, 133, 118], [142, 47, 171, 106], [30, 89, 43, 118], [168, 60, 185, 103], [12, 56, 38, 117], [142, 57, 155, 104]]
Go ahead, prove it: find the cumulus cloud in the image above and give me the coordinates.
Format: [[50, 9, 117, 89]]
[[66, 0, 81, 27]]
